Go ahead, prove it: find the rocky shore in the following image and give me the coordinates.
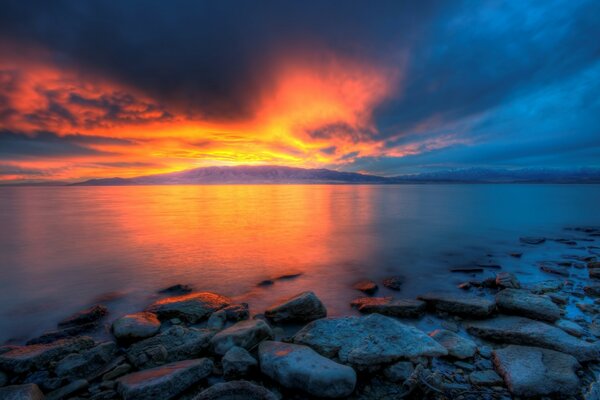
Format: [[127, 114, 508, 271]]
[[1, 226, 600, 399]]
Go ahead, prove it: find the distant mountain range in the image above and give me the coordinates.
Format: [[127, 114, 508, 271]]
[[72, 165, 600, 185]]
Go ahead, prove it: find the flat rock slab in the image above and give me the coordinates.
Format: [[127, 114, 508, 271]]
[[259, 341, 356, 398], [112, 312, 161, 341], [211, 319, 273, 355], [466, 315, 599, 362], [146, 292, 231, 323], [493, 345, 580, 397], [352, 280, 378, 295], [126, 325, 214, 369], [0, 384, 45, 400], [55, 341, 116, 379], [495, 288, 561, 322], [0, 336, 95, 373], [265, 291, 326, 323], [117, 358, 213, 400], [192, 380, 278, 400], [417, 292, 495, 317], [429, 329, 477, 359], [350, 297, 425, 318], [293, 314, 447, 369]]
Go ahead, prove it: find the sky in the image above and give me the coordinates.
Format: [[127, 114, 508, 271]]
[[0, 0, 599, 182]]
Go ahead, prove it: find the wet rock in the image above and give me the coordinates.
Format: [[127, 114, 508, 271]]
[[211, 319, 272, 355], [556, 320, 584, 337], [259, 341, 356, 398], [264, 291, 326, 323], [0, 336, 95, 373], [590, 268, 600, 280], [23, 371, 64, 392], [584, 284, 600, 297], [493, 345, 580, 397], [429, 329, 477, 359], [352, 280, 378, 295], [27, 323, 99, 345], [383, 361, 413, 383], [89, 390, 117, 400], [450, 267, 484, 273], [454, 360, 475, 371], [102, 363, 131, 381], [540, 264, 570, 277], [222, 346, 257, 379], [58, 305, 108, 329], [223, 304, 249, 321], [55, 342, 116, 379], [495, 272, 520, 289], [509, 252, 522, 258], [293, 314, 447, 369], [112, 312, 161, 341], [117, 358, 213, 400], [466, 315, 599, 362], [146, 292, 231, 323], [0, 384, 45, 400], [159, 284, 193, 294], [588, 261, 600, 269], [495, 288, 561, 322], [549, 292, 568, 305], [206, 310, 227, 330], [275, 273, 302, 280], [0, 371, 6, 386], [417, 292, 495, 317], [469, 370, 502, 386], [46, 379, 88, 400], [350, 297, 425, 318], [520, 236, 546, 245], [257, 280, 274, 287], [382, 275, 405, 290], [529, 279, 565, 294], [192, 380, 278, 400], [126, 325, 214, 369]]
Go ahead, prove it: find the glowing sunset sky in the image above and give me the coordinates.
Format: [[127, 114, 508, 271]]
[[0, 0, 599, 182]]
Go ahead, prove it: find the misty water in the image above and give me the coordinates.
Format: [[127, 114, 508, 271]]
[[1, 184, 599, 343]]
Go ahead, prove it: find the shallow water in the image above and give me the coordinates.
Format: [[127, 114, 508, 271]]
[[0, 184, 599, 342]]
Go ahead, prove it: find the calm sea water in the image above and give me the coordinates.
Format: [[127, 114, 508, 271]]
[[1, 184, 599, 342]]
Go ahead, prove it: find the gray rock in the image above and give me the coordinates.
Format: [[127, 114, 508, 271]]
[[496, 288, 561, 322], [126, 325, 214, 368], [556, 320, 584, 337], [383, 361, 414, 383], [293, 314, 447, 369], [55, 342, 116, 379], [429, 329, 477, 359], [265, 291, 326, 323], [0, 384, 45, 400], [112, 312, 160, 341], [417, 292, 495, 317], [493, 345, 580, 397], [469, 370, 503, 386], [211, 319, 272, 355], [352, 280, 378, 295], [0, 337, 95, 373], [495, 272, 520, 289], [222, 347, 257, 379], [350, 297, 425, 318], [46, 379, 88, 400], [206, 310, 227, 330], [259, 341, 356, 398], [192, 380, 278, 400], [117, 358, 213, 400], [58, 305, 108, 329], [146, 292, 231, 323], [223, 304, 249, 321], [466, 316, 599, 361]]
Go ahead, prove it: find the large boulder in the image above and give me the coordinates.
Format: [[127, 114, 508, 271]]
[[466, 316, 599, 362], [495, 289, 561, 322], [259, 341, 356, 398], [417, 292, 495, 317], [293, 314, 447, 369], [0, 337, 95, 373], [146, 292, 231, 323], [493, 345, 580, 397], [222, 346, 257, 380], [117, 358, 213, 400], [112, 312, 161, 341], [265, 291, 326, 323], [429, 329, 477, 359], [350, 297, 425, 318], [192, 380, 278, 400], [211, 320, 272, 355], [55, 342, 116, 379], [126, 326, 214, 369], [0, 384, 45, 400]]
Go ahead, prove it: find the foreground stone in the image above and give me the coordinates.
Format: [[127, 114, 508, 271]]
[[265, 291, 326, 323], [0, 384, 44, 400], [126, 326, 214, 369], [495, 289, 561, 322], [293, 314, 447, 369], [222, 346, 257, 379], [350, 297, 425, 318], [58, 305, 108, 329], [0, 337, 94, 373], [211, 319, 272, 355], [493, 345, 580, 397], [146, 292, 231, 323], [467, 316, 599, 361], [55, 342, 116, 379], [417, 292, 495, 317], [192, 380, 278, 400], [117, 358, 213, 400], [259, 341, 356, 398], [112, 312, 161, 341], [429, 329, 477, 359]]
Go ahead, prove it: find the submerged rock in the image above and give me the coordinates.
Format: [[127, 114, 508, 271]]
[[495, 272, 520, 289], [293, 314, 447, 369], [146, 292, 231, 323], [55, 342, 116, 379], [350, 297, 425, 318], [417, 292, 495, 317], [211, 319, 272, 355], [58, 305, 108, 329], [112, 312, 161, 341], [192, 380, 278, 400], [382, 275, 405, 290], [528, 280, 565, 294], [158, 284, 193, 294], [429, 329, 477, 359], [0, 384, 44, 400], [520, 236, 546, 245], [495, 288, 561, 322], [493, 345, 580, 397], [259, 341, 356, 398], [352, 280, 378, 295], [222, 346, 257, 380], [117, 358, 213, 400], [264, 291, 326, 323], [466, 316, 599, 362]]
